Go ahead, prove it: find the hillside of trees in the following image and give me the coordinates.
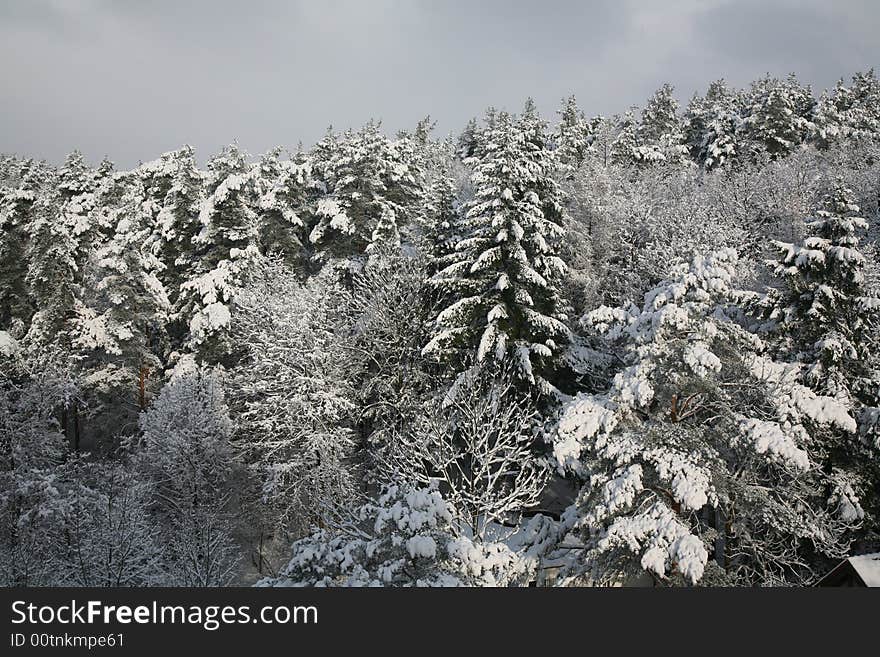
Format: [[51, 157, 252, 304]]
[[2, 70, 879, 587]]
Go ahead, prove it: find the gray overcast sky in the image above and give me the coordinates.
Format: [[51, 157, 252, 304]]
[[1, 0, 878, 168]]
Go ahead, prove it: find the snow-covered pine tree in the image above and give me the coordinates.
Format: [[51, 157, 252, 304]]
[[0, 160, 41, 329], [635, 83, 687, 164], [739, 74, 816, 159], [684, 80, 740, 170], [585, 115, 617, 167], [88, 160, 128, 244], [177, 144, 260, 360], [24, 152, 104, 349], [72, 175, 170, 411], [57, 151, 100, 261], [255, 147, 310, 270], [610, 108, 640, 165], [143, 146, 205, 300], [23, 188, 81, 348], [813, 69, 880, 147], [423, 104, 570, 389], [260, 484, 524, 587], [551, 250, 860, 586], [307, 122, 422, 261], [195, 143, 260, 272]]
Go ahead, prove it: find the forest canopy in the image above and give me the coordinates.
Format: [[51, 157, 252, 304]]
[[1, 69, 879, 587]]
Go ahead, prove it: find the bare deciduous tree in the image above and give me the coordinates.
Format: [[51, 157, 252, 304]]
[[386, 364, 548, 542]]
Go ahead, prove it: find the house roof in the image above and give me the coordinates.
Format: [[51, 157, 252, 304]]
[[816, 552, 880, 587], [848, 553, 880, 587]]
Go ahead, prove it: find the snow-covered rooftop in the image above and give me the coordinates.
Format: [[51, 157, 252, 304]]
[[848, 553, 880, 587]]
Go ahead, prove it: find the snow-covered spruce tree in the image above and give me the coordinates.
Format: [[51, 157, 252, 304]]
[[458, 106, 501, 162], [765, 184, 880, 533], [556, 170, 601, 319], [399, 115, 460, 258], [230, 257, 357, 535], [423, 105, 570, 389], [551, 250, 860, 586], [457, 117, 480, 160], [72, 176, 170, 413], [422, 153, 460, 277], [128, 367, 240, 586], [259, 484, 525, 587], [767, 184, 880, 400], [307, 122, 423, 261], [683, 91, 713, 162], [395, 117, 461, 278], [177, 144, 260, 361], [384, 362, 548, 542], [0, 154, 21, 184], [57, 150, 96, 201], [95, 156, 114, 180]]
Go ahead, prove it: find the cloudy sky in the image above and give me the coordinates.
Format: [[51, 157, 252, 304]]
[[1, 0, 878, 167]]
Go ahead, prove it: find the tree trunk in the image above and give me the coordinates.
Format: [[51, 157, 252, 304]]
[[72, 403, 80, 453], [138, 365, 149, 411], [61, 408, 69, 449]]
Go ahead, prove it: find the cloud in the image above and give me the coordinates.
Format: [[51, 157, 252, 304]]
[[1, 0, 877, 168], [691, 0, 880, 85]]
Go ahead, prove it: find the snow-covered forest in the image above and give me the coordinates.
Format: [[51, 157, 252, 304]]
[[2, 69, 879, 587]]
